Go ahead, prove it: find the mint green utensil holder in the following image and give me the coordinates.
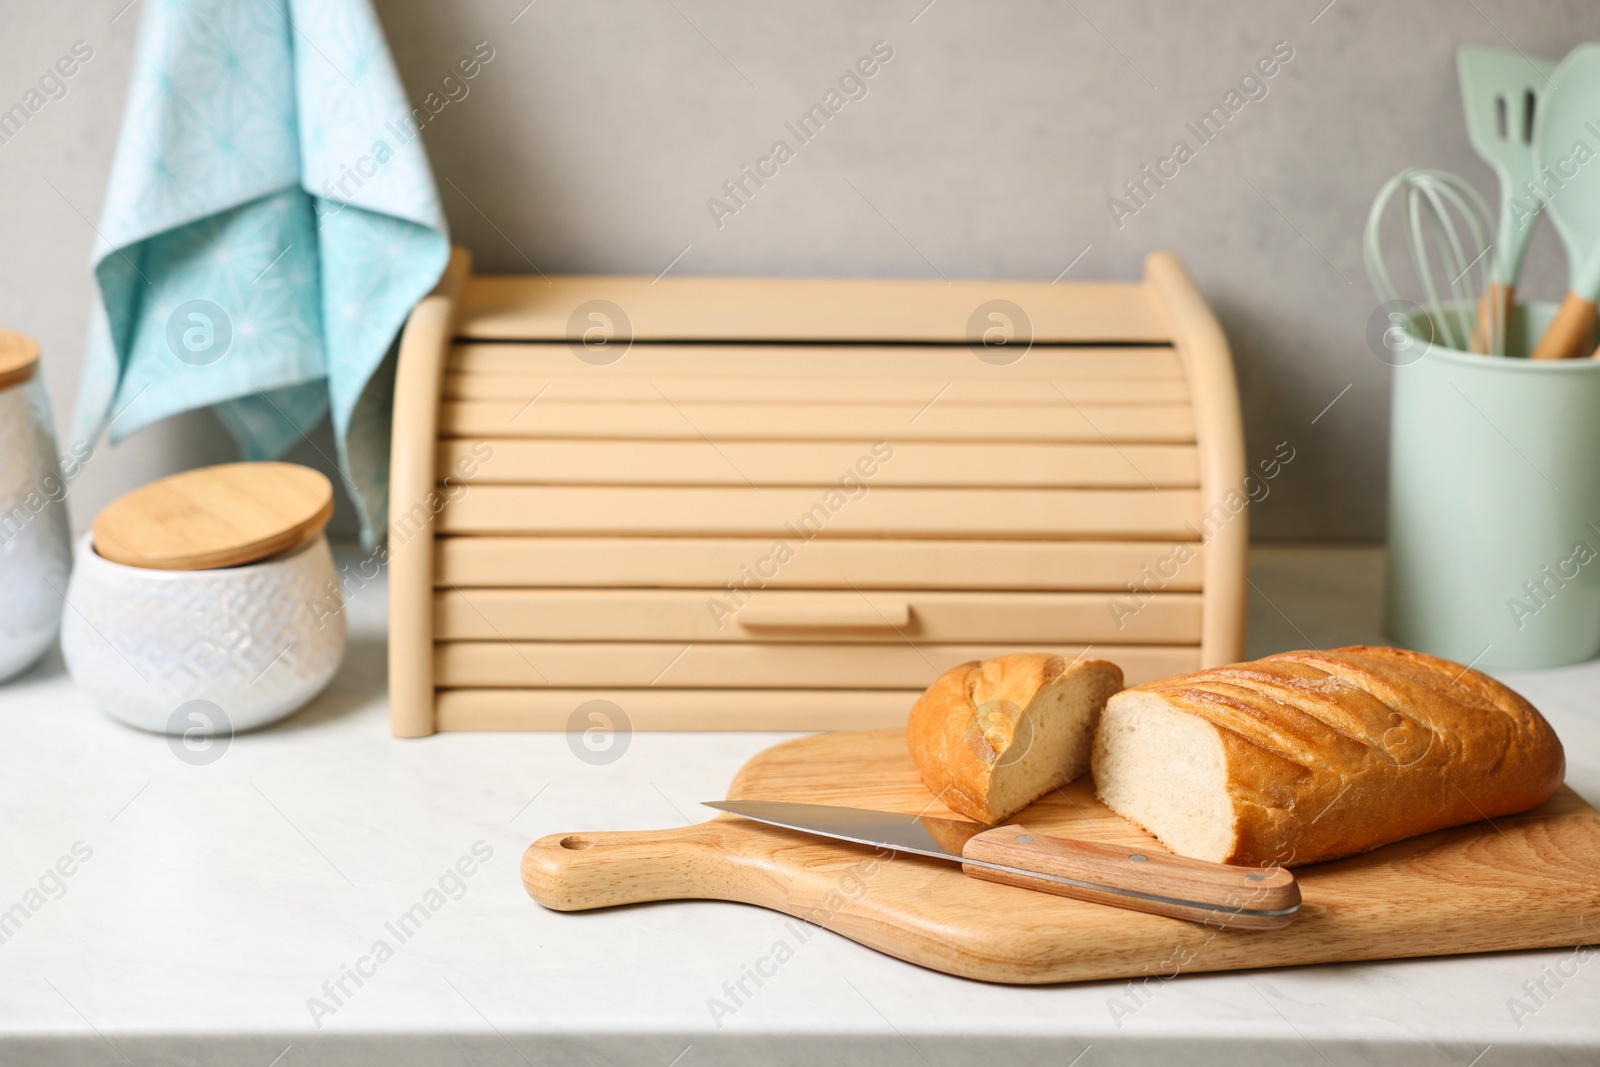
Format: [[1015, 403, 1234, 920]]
[[1387, 302, 1600, 668]]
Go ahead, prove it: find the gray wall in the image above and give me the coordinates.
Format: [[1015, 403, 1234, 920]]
[[4, 0, 1597, 540]]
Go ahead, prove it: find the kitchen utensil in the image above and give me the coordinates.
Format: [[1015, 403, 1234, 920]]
[[1530, 44, 1600, 360], [1386, 299, 1600, 667], [1364, 168, 1503, 355], [0, 331, 73, 682], [61, 462, 345, 734], [523, 729, 1600, 985], [705, 798, 1300, 929], [1457, 47, 1557, 346]]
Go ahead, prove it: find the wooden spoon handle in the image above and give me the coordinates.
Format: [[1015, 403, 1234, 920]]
[[960, 825, 1300, 930], [1529, 291, 1596, 361], [1472, 282, 1514, 354], [523, 823, 728, 910]]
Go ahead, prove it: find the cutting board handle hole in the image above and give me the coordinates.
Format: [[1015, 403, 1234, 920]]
[[559, 835, 597, 850]]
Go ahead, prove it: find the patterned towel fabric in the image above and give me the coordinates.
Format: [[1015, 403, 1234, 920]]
[[73, 0, 450, 543]]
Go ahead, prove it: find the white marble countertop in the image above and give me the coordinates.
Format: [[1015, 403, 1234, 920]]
[[2, 545, 1598, 1066]]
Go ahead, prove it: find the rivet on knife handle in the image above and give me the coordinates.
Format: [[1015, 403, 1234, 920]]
[[960, 825, 1301, 930]]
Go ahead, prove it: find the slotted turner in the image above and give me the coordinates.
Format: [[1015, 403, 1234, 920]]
[[1457, 47, 1556, 352]]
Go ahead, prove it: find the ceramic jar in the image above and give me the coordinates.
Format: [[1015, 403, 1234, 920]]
[[60, 529, 346, 735], [0, 332, 73, 682], [60, 534, 345, 735]]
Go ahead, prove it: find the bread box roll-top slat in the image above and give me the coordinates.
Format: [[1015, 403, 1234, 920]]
[[386, 248, 1247, 736]]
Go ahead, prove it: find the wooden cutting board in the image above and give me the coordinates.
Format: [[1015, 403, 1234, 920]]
[[523, 729, 1600, 984]]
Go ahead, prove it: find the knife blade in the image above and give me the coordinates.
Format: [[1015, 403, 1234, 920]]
[[704, 799, 1300, 930]]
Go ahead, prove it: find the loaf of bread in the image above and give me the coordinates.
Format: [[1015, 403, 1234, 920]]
[[908, 653, 1125, 824], [1092, 646, 1565, 867]]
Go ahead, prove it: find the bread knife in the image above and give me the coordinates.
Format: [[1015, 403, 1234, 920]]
[[704, 799, 1300, 930]]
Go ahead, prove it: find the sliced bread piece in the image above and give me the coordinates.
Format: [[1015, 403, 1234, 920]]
[[1092, 646, 1566, 866], [907, 653, 1125, 824]]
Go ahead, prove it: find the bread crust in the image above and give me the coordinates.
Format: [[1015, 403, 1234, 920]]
[[1102, 645, 1566, 867], [908, 653, 1125, 823]]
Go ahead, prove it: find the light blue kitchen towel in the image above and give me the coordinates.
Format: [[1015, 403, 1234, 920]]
[[73, 0, 450, 544]]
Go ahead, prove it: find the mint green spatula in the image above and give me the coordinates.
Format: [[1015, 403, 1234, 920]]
[[1457, 47, 1556, 354], [1530, 44, 1600, 360]]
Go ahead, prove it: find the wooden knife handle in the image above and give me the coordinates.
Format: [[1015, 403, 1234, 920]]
[[1529, 291, 1596, 361], [523, 824, 729, 910], [960, 825, 1300, 930]]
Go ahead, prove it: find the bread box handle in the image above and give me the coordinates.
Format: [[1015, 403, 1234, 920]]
[[736, 598, 911, 631]]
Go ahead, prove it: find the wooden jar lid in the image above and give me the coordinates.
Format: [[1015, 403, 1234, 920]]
[[0, 330, 40, 392], [93, 462, 335, 571]]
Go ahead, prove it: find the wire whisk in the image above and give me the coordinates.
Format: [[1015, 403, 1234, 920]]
[[1363, 168, 1504, 356]]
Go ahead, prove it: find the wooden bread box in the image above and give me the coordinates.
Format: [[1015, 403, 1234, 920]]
[[387, 248, 1247, 736]]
